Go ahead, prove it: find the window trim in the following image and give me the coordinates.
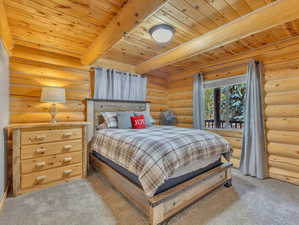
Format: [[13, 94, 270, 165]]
[[204, 74, 247, 89], [203, 74, 247, 130]]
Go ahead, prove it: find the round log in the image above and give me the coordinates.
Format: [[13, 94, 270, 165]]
[[265, 91, 299, 105], [266, 118, 299, 131], [269, 167, 299, 185], [268, 142, 299, 159], [232, 148, 242, 159], [265, 105, 299, 117], [269, 155, 299, 173], [265, 77, 299, 93], [267, 130, 299, 145]]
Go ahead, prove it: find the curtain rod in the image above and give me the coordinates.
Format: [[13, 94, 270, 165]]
[[89, 66, 147, 78], [89, 66, 131, 72]]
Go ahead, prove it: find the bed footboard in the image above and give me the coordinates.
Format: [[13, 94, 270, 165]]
[[90, 154, 232, 225], [148, 162, 232, 225]]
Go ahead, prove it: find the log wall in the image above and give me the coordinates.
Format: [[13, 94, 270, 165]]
[[264, 52, 299, 185], [167, 36, 299, 185], [146, 76, 168, 123], [9, 45, 167, 124], [10, 46, 90, 123]]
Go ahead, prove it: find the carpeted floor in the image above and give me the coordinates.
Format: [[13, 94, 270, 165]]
[[1, 169, 299, 225]]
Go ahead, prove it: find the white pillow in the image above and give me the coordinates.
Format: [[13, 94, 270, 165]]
[[101, 112, 118, 128]]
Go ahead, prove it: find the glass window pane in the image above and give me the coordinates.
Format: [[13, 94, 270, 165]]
[[204, 88, 214, 128], [203, 82, 246, 129], [220, 87, 229, 128], [228, 83, 246, 129]]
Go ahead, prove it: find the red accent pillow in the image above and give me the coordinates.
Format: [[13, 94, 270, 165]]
[[131, 115, 146, 129]]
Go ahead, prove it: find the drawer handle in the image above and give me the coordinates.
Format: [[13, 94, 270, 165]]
[[36, 175, 46, 183], [63, 169, 73, 175], [63, 157, 72, 163], [36, 147, 46, 154], [63, 133, 72, 138], [63, 145, 72, 150], [35, 161, 46, 168], [34, 135, 46, 141]]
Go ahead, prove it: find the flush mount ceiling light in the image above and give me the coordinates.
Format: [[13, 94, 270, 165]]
[[149, 24, 175, 44]]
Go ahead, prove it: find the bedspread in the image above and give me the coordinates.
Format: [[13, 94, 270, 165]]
[[91, 126, 232, 197]]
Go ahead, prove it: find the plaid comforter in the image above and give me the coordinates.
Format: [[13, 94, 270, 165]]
[[91, 126, 231, 197]]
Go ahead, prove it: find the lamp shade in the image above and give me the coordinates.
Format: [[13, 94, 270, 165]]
[[41, 87, 66, 103]]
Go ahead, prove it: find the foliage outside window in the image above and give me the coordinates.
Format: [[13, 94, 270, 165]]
[[204, 83, 246, 129]]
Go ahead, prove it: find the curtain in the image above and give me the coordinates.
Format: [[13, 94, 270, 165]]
[[193, 73, 205, 129], [94, 68, 147, 101], [240, 60, 267, 179]]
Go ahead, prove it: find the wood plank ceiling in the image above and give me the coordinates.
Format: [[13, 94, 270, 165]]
[[6, 0, 299, 78], [4, 0, 127, 58], [102, 0, 279, 66], [151, 18, 299, 77]]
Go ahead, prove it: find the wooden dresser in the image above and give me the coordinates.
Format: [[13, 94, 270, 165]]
[[8, 122, 89, 196]]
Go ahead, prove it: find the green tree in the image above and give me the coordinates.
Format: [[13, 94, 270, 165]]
[[204, 83, 246, 123], [204, 88, 214, 120], [228, 83, 246, 121]]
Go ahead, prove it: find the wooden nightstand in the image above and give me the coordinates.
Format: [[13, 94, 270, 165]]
[[8, 122, 89, 196]]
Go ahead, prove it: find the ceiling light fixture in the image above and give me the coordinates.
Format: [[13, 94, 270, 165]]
[[149, 24, 175, 44]]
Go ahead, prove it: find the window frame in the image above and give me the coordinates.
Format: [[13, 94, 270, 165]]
[[203, 75, 247, 130]]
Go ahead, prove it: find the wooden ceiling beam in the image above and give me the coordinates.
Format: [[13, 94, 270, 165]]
[[135, 0, 299, 74], [81, 0, 169, 65], [11, 45, 89, 71], [0, 0, 13, 54]]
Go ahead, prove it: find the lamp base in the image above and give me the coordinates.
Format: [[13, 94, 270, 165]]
[[50, 119, 58, 123], [50, 103, 58, 123]]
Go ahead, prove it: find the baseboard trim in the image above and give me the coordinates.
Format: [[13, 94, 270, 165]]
[[0, 185, 9, 212]]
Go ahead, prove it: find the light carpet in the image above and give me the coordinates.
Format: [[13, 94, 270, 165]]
[[1, 169, 299, 225]]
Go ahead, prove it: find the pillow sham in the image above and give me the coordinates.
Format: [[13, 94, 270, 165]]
[[101, 112, 118, 128], [131, 115, 146, 129], [117, 111, 135, 129], [96, 122, 108, 130], [134, 111, 155, 127]]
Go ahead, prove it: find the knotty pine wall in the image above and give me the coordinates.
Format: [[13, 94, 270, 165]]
[[9, 46, 167, 124], [167, 36, 299, 185], [10, 48, 90, 123], [146, 76, 168, 123]]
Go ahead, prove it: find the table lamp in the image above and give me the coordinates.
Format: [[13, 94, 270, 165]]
[[41, 87, 66, 123]]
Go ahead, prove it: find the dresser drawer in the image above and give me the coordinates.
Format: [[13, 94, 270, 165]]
[[21, 163, 82, 189], [21, 140, 82, 159], [21, 152, 83, 174], [21, 128, 82, 145], [10, 123, 88, 196]]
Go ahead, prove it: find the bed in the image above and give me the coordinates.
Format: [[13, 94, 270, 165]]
[[86, 99, 233, 225]]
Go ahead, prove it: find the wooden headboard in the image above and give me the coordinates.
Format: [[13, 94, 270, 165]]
[[86, 98, 150, 141]]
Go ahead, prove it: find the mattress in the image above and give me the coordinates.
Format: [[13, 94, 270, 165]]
[[92, 151, 222, 195]]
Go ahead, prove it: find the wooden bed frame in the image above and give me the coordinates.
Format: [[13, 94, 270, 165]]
[[86, 99, 233, 225]]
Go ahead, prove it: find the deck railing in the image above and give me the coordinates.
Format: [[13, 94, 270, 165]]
[[205, 120, 244, 129]]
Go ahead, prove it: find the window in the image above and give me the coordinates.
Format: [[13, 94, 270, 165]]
[[204, 76, 247, 129]]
